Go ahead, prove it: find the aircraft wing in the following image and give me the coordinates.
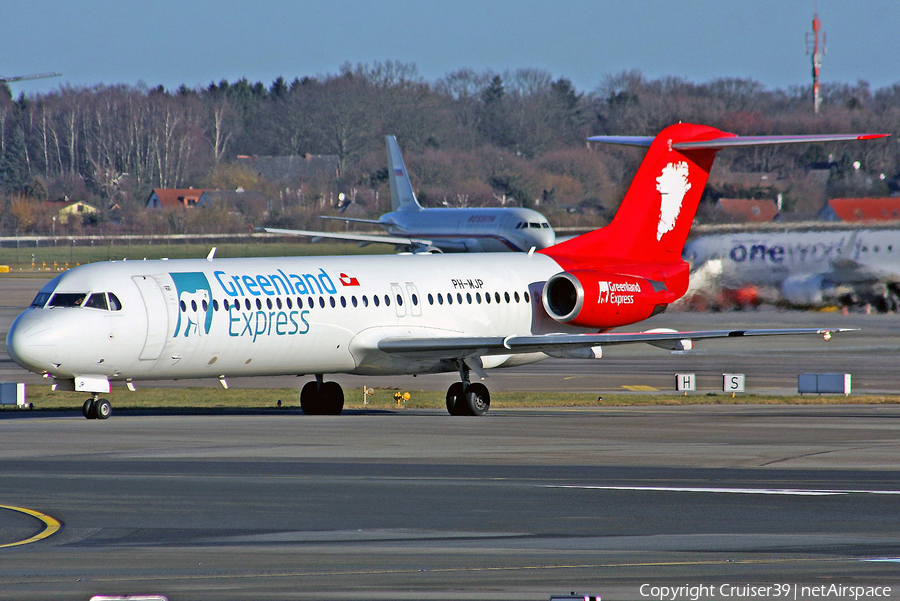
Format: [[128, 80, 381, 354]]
[[261, 227, 433, 248], [319, 216, 386, 225], [377, 327, 852, 359]]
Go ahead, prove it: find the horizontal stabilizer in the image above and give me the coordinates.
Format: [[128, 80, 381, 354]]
[[319, 216, 386, 225], [588, 133, 890, 149]]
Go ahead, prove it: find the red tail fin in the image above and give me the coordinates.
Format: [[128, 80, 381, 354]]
[[544, 123, 731, 265], [543, 124, 888, 268]]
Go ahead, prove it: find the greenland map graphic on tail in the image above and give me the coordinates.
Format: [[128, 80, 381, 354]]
[[170, 272, 213, 337], [656, 161, 692, 241]]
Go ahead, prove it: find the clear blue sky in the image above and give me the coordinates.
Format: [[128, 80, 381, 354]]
[[6, 0, 900, 96]]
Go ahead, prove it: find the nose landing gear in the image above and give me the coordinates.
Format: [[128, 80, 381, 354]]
[[82, 394, 112, 420]]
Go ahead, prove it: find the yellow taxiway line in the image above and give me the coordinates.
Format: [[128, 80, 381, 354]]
[[0, 505, 61, 548]]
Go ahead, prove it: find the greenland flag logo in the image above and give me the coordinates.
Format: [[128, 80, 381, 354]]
[[656, 161, 691, 240]]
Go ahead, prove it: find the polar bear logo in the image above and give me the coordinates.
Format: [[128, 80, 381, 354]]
[[656, 161, 692, 241], [597, 281, 610, 303], [179, 289, 210, 337]]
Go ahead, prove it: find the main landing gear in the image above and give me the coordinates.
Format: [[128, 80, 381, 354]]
[[82, 394, 112, 420], [445, 361, 491, 416], [300, 375, 345, 415]]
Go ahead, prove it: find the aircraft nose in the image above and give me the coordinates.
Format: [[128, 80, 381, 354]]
[[535, 229, 556, 249], [6, 309, 58, 373]]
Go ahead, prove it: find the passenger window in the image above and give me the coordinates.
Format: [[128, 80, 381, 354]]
[[49, 293, 87, 307], [340, 296, 347, 308], [524, 291, 530, 303], [30, 292, 52, 308], [213, 299, 219, 312], [362, 295, 369, 307], [427, 293, 434, 305], [495, 292, 501, 303], [385, 295, 391, 307], [319, 297, 325, 308], [374, 295, 380, 307], [514, 292, 520, 303], [276, 298, 283, 309], [396, 294, 403, 306], [286, 298, 292, 309], [256, 298, 262, 310], [108, 293, 122, 311], [466, 293, 472, 304], [437, 293, 443, 305], [504, 292, 511, 303], [352, 296, 358, 308], [330, 297, 336, 308], [456, 293, 462, 304], [447, 293, 453, 305], [485, 293, 491, 304], [245, 299, 252, 310], [411, 294, 418, 306], [85, 293, 109, 310], [476, 293, 482, 304]]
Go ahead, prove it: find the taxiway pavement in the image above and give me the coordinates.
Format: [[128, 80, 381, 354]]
[[0, 406, 898, 600]]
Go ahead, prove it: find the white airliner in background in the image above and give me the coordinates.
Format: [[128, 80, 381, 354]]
[[6, 124, 886, 419], [264, 135, 556, 253], [684, 227, 900, 310]]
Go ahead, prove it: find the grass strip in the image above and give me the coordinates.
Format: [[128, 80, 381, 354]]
[[4, 387, 898, 413]]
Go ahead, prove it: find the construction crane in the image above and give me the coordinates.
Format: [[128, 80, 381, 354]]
[[0, 72, 61, 84]]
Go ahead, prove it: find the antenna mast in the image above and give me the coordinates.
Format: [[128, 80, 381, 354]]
[[805, 7, 826, 113]]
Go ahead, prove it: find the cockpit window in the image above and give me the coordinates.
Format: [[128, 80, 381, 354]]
[[30, 292, 52, 308], [84, 293, 109, 310], [529, 222, 541, 228], [541, 223, 551, 229], [48, 293, 87, 307], [108, 293, 122, 311]]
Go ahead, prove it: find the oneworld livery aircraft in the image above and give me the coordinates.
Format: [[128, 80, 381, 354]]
[[264, 135, 556, 253], [6, 124, 887, 419]]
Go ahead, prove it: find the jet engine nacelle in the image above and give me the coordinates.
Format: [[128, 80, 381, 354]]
[[781, 274, 829, 306], [542, 270, 670, 328]]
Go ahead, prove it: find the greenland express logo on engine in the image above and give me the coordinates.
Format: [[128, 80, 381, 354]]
[[597, 280, 641, 305]]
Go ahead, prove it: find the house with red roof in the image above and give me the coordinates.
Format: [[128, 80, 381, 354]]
[[821, 197, 900, 222], [146, 188, 207, 209]]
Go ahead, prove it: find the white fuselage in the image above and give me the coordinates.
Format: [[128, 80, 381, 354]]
[[7, 253, 574, 385], [381, 207, 556, 252]]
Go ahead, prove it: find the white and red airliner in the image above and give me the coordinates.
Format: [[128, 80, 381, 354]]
[[6, 123, 887, 419]]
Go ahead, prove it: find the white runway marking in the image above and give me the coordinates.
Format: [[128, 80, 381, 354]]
[[548, 485, 900, 496]]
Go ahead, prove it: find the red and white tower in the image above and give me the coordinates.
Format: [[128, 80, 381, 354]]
[[806, 9, 826, 113]]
